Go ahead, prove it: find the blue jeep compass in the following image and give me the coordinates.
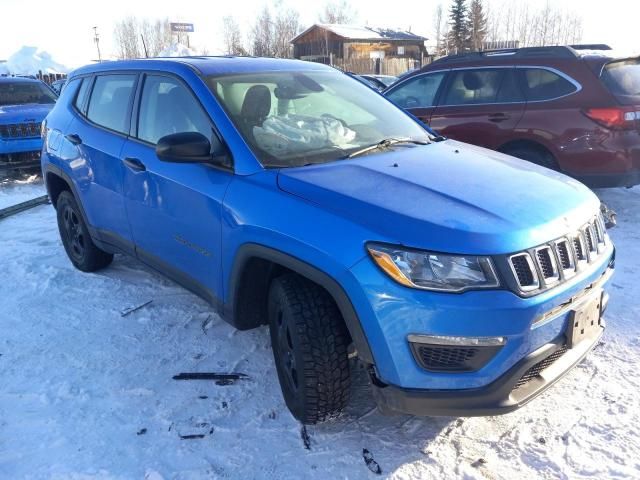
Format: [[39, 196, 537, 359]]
[[1, 76, 57, 172], [41, 57, 615, 424]]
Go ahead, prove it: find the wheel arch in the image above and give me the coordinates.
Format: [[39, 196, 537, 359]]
[[225, 243, 374, 364], [498, 138, 557, 158]]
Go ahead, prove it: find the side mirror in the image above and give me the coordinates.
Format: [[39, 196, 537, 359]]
[[156, 132, 228, 165]]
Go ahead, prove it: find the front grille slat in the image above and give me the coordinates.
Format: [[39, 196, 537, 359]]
[[0, 122, 41, 139], [555, 240, 573, 271], [509, 253, 539, 291]]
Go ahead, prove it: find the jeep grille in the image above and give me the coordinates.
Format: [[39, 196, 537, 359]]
[[508, 215, 609, 294]]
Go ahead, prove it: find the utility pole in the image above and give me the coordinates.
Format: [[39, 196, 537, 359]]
[[93, 26, 102, 62]]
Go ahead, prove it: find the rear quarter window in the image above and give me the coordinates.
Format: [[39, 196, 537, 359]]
[[601, 59, 640, 104], [86, 74, 136, 134], [520, 68, 578, 101]]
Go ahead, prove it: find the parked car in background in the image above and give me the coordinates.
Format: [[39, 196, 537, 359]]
[[385, 45, 640, 188], [360, 74, 397, 89], [349, 73, 398, 91], [43, 57, 613, 424], [50, 78, 67, 96], [1, 76, 57, 172]]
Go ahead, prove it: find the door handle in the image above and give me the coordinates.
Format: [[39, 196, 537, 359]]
[[65, 133, 82, 145], [488, 113, 509, 123], [123, 157, 146, 172]]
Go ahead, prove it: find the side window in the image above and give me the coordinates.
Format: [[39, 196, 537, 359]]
[[496, 69, 525, 103], [137, 75, 212, 144], [386, 72, 446, 108], [520, 68, 577, 101], [55, 78, 80, 107], [73, 78, 91, 112], [86, 74, 136, 134], [443, 69, 503, 105]]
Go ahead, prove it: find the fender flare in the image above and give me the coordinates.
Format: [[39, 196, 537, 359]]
[[227, 243, 375, 364]]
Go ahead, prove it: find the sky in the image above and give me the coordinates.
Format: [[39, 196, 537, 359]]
[[0, 0, 638, 69]]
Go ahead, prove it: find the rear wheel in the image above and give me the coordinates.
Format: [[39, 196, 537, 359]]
[[501, 144, 559, 170], [268, 273, 351, 424], [56, 191, 113, 272]]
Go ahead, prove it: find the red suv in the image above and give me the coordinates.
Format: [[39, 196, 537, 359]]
[[384, 46, 640, 188]]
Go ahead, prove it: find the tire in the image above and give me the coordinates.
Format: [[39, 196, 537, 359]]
[[501, 145, 559, 170], [56, 191, 113, 272], [268, 273, 351, 424]]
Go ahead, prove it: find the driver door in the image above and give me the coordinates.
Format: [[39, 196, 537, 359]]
[[385, 71, 448, 125], [121, 73, 233, 304]]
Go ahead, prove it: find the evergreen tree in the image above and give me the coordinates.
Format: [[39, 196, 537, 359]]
[[468, 0, 487, 51], [447, 0, 470, 54]]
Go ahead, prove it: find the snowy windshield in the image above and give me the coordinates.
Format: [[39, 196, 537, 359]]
[[0, 81, 57, 106], [206, 71, 431, 167]]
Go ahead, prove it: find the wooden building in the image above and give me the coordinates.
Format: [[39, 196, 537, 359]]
[[291, 24, 428, 64]]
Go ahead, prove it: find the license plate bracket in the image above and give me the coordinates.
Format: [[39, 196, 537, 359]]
[[566, 291, 603, 348]]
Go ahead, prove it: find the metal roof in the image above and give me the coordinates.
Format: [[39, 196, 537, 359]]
[[291, 24, 427, 43]]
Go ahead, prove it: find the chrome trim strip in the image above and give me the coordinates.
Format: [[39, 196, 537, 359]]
[[532, 267, 614, 328], [407, 334, 506, 347]]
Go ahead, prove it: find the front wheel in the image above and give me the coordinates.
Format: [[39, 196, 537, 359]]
[[268, 274, 351, 424], [56, 191, 113, 272]]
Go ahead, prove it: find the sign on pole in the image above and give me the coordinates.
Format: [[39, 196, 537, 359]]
[[170, 23, 195, 33]]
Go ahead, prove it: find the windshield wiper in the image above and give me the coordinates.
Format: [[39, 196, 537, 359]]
[[346, 137, 429, 159]]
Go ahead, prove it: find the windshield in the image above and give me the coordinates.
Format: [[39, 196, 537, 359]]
[[206, 70, 431, 167], [601, 58, 640, 104], [0, 81, 57, 106]]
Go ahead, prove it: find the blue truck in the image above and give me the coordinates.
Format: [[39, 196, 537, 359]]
[[1, 76, 57, 172], [41, 57, 614, 424]]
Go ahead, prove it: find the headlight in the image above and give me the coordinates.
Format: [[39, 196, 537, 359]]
[[367, 243, 500, 292]]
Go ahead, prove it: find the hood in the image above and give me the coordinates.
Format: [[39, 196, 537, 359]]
[[0, 103, 54, 124], [277, 140, 600, 255]]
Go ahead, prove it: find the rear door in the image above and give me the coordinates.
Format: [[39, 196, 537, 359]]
[[66, 73, 137, 248], [385, 71, 448, 125], [429, 67, 525, 149]]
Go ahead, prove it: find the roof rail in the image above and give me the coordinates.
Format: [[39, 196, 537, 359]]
[[432, 46, 578, 65], [569, 44, 612, 51]]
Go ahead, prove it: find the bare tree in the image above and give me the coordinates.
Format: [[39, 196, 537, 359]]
[[484, 1, 583, 48], [114, 17, 141, 59], [222, 16, 247, 55], [318, 1, 356, 24], [273, 1, 300, 58], [250, 6, 274, 57], [248, 3, 301, 58], [433, 4, 445, 56], [114, 17, 172, 59]]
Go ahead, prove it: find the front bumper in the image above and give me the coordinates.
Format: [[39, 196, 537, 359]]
[[0, 137, 43, 171], [371, 326, 603, 416]]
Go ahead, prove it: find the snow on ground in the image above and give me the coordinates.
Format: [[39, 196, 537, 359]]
[[0, 181, 639, 479], [0, 46, 68, 75], [0, 175, 44, 209], [157, 43, 197, 58]]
